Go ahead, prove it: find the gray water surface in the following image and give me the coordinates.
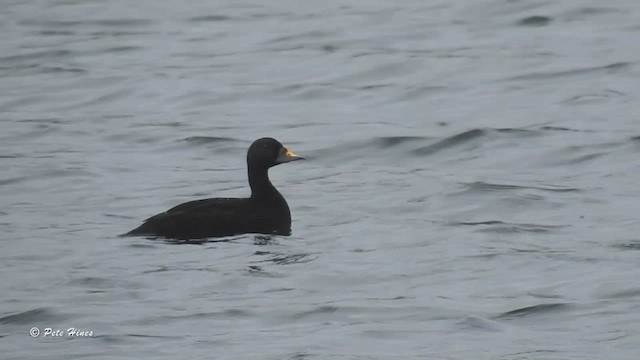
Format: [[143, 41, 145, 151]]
[[2, 1, 640, 359]]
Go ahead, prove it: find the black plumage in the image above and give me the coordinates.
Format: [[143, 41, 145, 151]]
[[124, 138, 304, 239]]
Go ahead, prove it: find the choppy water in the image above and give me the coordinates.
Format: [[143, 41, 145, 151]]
[[2, 0, 640, 359]]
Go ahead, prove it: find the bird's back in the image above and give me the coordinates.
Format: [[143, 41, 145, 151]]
[[125, 197, 291, 239]]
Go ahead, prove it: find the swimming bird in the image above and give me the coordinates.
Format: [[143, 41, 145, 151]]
[[124, 137, 304, 239]]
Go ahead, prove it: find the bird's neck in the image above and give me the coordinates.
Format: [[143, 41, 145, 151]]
[[248, 166, 285, 203]]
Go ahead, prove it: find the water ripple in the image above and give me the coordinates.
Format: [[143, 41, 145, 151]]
[[504, 62, 632, 82], [495, 303, 573, 320]]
